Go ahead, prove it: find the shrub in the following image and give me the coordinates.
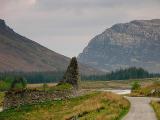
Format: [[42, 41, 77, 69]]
[[0, 77, 14, 91], [131, 81, 141, 91], [10, 77, 27, 90], [54, 83, 73, 91]]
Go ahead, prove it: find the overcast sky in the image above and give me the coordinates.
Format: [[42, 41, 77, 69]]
[[0, 0, 160, 57]]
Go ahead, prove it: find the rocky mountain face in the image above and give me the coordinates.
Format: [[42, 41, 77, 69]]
[[0, 19, 101, 75], [78, 19, 160, 73]]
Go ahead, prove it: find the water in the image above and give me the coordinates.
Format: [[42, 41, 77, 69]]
[[0, 107, 2, 112], [97, 89, 131, 95]]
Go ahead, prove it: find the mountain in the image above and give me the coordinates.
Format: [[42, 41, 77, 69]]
[[78, 19, 160, 73], [0, 19, 102, 75]]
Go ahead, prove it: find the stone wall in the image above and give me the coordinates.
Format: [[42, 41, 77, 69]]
[[3, 89, 73, 109]]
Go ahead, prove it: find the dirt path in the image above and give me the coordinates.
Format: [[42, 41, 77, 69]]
[[123, 97, 159, 120]]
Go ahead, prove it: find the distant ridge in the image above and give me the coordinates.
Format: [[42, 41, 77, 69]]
[[0, 19, 102, 75], [78, 19, 160, 73]]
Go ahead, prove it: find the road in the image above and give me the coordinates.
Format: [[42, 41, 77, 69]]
[[99, 89, 158, 120], [123, 97, 159, 120]]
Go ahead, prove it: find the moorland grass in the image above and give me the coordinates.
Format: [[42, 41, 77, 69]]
[[26, 78, 160, 90], [0, 92, 129, 120], [0, 92, 4, 107], [80, 78, 160, 90], [130, 82, 160, 97], [151, 101, 160, 120]]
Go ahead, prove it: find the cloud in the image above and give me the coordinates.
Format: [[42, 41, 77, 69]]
[[0, 0, 160, 57]]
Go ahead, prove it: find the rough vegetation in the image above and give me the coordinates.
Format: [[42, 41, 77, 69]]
[[151, 101, 160, 120], [0, 79, 12, 91], [0, 92, 130, 120], [0, 76, 27, 91], [0, 92, 4, 107], [131, 81, 141, 91], [10, 77, 27, 90], [130, 82, 160, 97]]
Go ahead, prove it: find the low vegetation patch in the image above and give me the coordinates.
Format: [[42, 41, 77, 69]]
[[0, 76, 27, 91], [52, 83, 73, 91], [81, 78, 160, 90], [151, 101, 160, 120], [130, 82, 160, 97], [0, 80, 12, 91], [0, 92, 129, 120], [0, 92, 4, 107]]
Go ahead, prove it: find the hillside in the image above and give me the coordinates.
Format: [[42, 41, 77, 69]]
[[78, 19, 160, 73], [0, 19, 101, 75]]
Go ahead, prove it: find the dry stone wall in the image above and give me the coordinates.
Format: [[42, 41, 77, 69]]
[[3, 89, 73, 109]]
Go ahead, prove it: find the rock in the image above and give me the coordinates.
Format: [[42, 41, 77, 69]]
[[78, 19, 160, 73]]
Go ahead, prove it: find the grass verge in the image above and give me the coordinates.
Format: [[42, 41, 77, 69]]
[[151, 101, 160, 120], [0, 92, 4, 107], [130, 82, 160, 97], [0, 92, 129, 120]]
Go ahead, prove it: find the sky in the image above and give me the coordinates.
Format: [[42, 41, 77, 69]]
[[0, 0, 160, 57]]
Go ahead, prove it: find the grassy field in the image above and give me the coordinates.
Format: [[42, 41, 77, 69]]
[[26, 78, 160, 90], [80, 78, 160, 90], [0, 92, 129, 120], [27, 83, 57, 89], [151, 101, 160, 120]]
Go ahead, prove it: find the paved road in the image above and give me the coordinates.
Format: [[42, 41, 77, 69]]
[[123, 97, 159, 120]]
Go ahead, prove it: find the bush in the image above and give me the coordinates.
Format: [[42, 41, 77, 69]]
[[54, 83, 73, 91], [131, 81, 141, 91], [10, 77, 27, 90], [0, 77, 14, 91]]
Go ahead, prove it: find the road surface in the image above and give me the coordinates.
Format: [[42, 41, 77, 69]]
[[123, 97, 159, 120]]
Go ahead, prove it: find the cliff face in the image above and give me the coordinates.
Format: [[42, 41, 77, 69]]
[[78, 19, 160, 73], [0, 19, 102, 75]]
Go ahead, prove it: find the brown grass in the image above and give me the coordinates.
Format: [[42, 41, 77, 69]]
[[81, 78, 160, 90], [0, 92, 4, 107], [0, 92, 130, 120], [27, 83, 57, 89], [130, 81, 160, 97], [64, 92, 129, 120], [151, 100, 160, 120], [26, 77, 160, 90]]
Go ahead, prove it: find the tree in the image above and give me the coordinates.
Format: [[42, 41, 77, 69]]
[[59, 57, 80, 89]]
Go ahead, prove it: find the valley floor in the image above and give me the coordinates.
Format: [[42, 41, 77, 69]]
[[0, 92, 129, 120]]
